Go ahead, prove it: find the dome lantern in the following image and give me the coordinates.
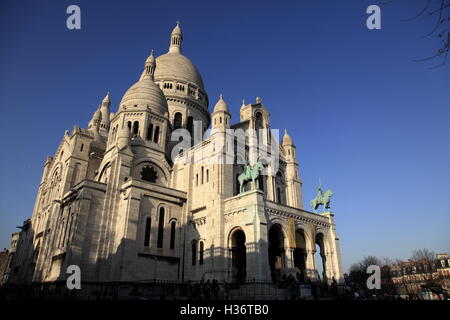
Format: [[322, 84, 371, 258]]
[[169, 21, 183, 54], [142, 50, 156, 80]]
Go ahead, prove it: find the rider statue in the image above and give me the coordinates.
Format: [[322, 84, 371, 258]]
[[310, 181, 333, 213]]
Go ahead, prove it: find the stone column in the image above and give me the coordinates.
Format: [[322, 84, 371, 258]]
[[306, 249, 317, 280]]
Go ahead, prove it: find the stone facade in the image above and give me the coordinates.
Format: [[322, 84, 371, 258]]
[[391, 253, 450, 296], [4, 23, 343, 286]]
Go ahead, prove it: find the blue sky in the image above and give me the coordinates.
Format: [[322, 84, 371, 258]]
[[0, 0, 449, 272]]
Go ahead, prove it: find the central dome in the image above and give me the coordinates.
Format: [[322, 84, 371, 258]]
[[154, 52, 205, 90], [120, 78, 168, 114]]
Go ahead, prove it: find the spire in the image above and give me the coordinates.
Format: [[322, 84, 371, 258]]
[[282, 129, 294, 146], [169, 21, 183, 53], [241, 98, 246, 109], [102, 92, 111, 106], [99, 92, 111, 125], [89, 106, 102, 137], [213, 94, 229, 113], [141, 50, 156, 80]]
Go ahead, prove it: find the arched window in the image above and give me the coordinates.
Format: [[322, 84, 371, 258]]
[[170, 221, 176, 249], [146, 123, 153, 141], [187, 116, 194, 136], [154, 126, 160, 143], [201, 166, 204, 184], [127, 121, 132, 131], [199, 241, 204, 265], [275, 172, 286, 204], [174, 112, 182, 130], [157, 207, 165, 248], [206, 169, 209, 182], [196, 174, 198, 186], [133, 121, 139, 135], [255, 112, 264, 130], [80, 144, 84, 152], [192, 240, 197, 266], [144, 217, 151, 247], [71, 163, 81, 187]]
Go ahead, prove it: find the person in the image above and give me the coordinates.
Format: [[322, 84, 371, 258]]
[[223, 282, 230, 300], [204, 279, 211, 300]]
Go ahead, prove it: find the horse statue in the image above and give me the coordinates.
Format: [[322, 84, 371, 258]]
[[238, 162, 264, 193], [310, 184, 333, 213]]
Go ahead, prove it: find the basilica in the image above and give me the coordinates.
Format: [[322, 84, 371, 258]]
[[3, 23, 343, 288]]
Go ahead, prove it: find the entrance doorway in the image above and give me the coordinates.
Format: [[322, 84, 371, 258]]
[[230, 229, 246, 284], [268, 224, 285, 282], [293, 229, 307, 282]]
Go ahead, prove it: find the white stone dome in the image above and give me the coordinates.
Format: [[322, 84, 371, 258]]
[[213, 94, 229, 113], [119, 78, 168, 114], [282, 130, 294, 146], [154, 52, 205, 90]]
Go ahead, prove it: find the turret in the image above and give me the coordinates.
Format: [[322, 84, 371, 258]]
[[169, 21, 183, 53], [99, 93, 111, 127], [116, 123, 131, 151], [211, 94, 230, 132], [282, 130, 303, 208], [140, 50, 156, 81]]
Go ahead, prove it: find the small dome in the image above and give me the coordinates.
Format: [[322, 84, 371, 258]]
[[102, 92, 111, 104], [171, 21, 182, 35], [213, 94, 229, 113], [155, 52, 205, 90], [146, 50, 156, 64], [119, 78, 168, 114], [282, 130, 294, 146], [93, 108, 102, 121]]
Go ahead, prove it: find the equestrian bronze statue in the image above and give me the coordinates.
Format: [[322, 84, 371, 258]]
[[310, 183, 333, 213]]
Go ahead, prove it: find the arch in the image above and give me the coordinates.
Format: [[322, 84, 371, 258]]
[[201, 166, 204, 184], [255, 112, 264, 130], [315, 232, 328, 282], [186, 116, 194, 136], [157, 207, 165, 248], [293, 228, 308, 281], [229, 228, 246, 284], [174, 112, 183, 130], [191, 240, 198, 266], [275, 171, 286, 205], [153, 126, 160, 143], [169, 220, 176, 250], [146, 123, 153, 141], [144, 217, 151, 247], [98, 162, 111, 183], [199, 241, 204, 265], [132, 121, 139, 135], [268, 223, 286, 282]]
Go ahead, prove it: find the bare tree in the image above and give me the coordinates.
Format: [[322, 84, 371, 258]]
[[410, 248, 436, 263], [382, 0, 450, 68]]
